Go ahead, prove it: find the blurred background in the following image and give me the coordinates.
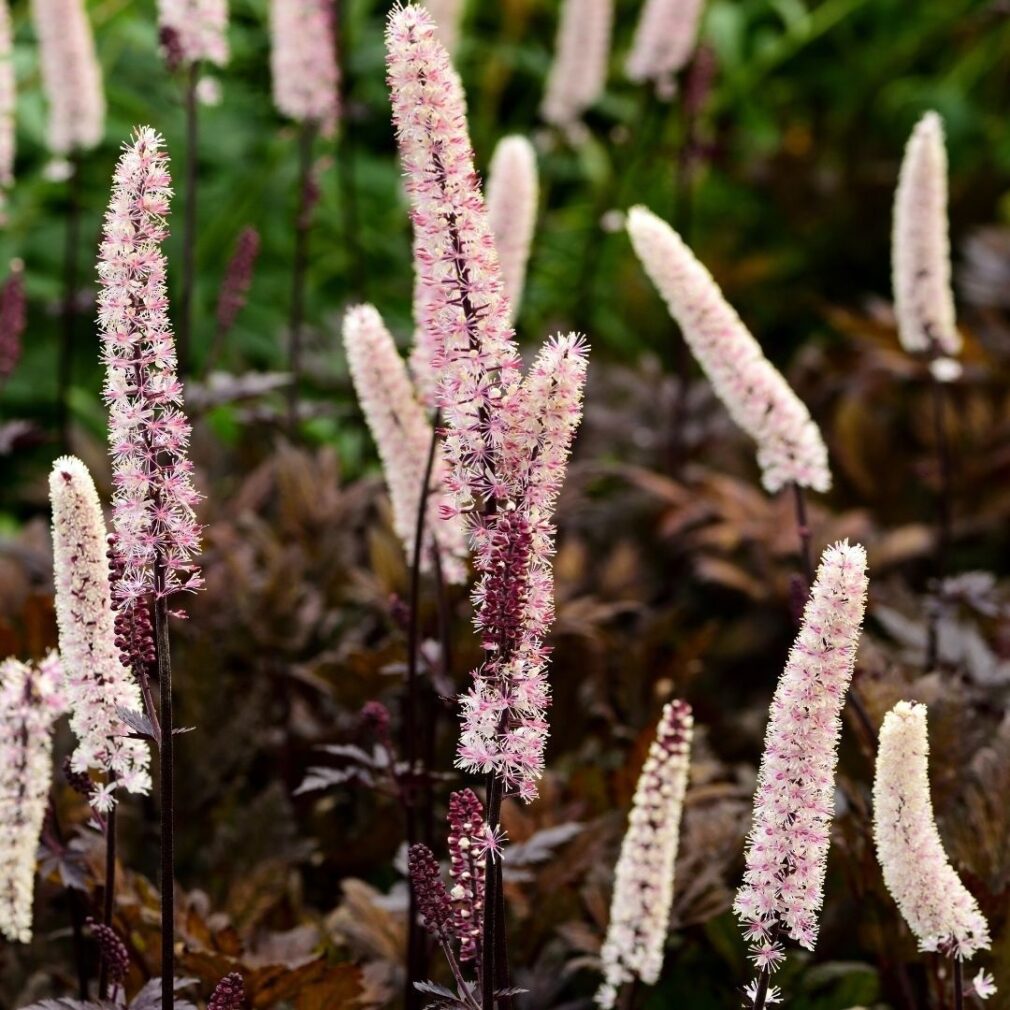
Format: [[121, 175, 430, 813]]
[[2, 2, 1010, 1010]]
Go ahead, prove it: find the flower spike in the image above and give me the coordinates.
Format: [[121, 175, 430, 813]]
[[873, 701, 991, 960], [627, 205, 831, 494], [626, 0, 705, 86], [50, 456, 151, 805], [97, 127, 203, 605], [734, 542, 867, 972], [596, 700, 693, 1009], [892, 111, 961, 374], [269, 0, 340, 131]]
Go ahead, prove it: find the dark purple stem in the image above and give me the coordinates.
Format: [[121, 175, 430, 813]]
[[792, 483, 814, 592], [155, 592, 174, 1010], [287, 121, 317, 432], [926, 372, 952, 670], [57, 153, 82, 449], [97, 789, 116, 999], [178, 62, 199, 375]]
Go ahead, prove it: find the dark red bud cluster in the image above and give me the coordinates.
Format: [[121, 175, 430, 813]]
[[407, 843, 453, 940], [479, 511, 533, 655], [86, 918, 129, 985], [107, 536, 156, 675], [447, 788, 485, 961], [208, 972, 246, 1010]]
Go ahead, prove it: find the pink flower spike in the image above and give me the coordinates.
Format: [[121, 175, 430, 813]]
[[892, 112, 960, 365], [627, 205, 831, 494], [873, 701, 991, 960], [0, 0, 14, 213], [734, 542, 868, 971], [30, 0, 105, 156], [342, 304, 468, 584], [541, 0, 614, 130], [0, 654, 64, 942], [596, 701, 693, 1008], [626, 0, 705, 86], [157, 0, 229, 67], [269, 0, 340, 132], [98, 127, 203, 605], [486, 135, 539, 322], [49, 456, 151, 801]]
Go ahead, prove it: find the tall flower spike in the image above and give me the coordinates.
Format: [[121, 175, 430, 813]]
[[387, 5, 589, 801], [30, 0, 105, 156], [269, 0, 340, 132], [873, 701, 991, 959], [0, 653, 64, 943], [596, 700, 693, 1010], [447, 788, 485, 962], [387, 1, 522, 496], [541, 0, 614, 130], [627, 205, 831, 494], [342, 304, 468, 584], [423, 0, 465, 54], [734, 541, 867, 970], [156, 0, 230, 67], [457, 334, 589, 800], [0, 261, 25, 385], [625, 0, 705, 86], [98, 127, 203, 605], [408, 843, 454, 942], [50, 456, 151, 807], [0, 0, 14, 216], [486, 135, 539, 322], [892, 112, 961, 374]]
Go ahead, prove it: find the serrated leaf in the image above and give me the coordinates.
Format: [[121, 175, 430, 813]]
[[317, 743, 377, 766], [294, 766, 363, 795], [116, 707, 155, 740], [130, 977, 198, 1010], [413, 980, 456, 999]]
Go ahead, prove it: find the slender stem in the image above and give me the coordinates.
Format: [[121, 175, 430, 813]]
[[287, 121, 317, 432], [178, 63, 200, 376], [57, 153, 82, 449], [926, 373, 952, 670], [791, 483, 814, 591], [749, 967, 772, 1010], [953, 958, 964, 1010], [403, 421, 442, 1010], [332, 0, 365, 299], [48, 800, 89, 999], [97, 791, 117, 1000], [155, 594, 174, 1007], [438, 938, 481, 1010], [481, 774, 504, 1010]]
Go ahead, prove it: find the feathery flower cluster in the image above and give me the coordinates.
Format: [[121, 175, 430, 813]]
[[0, 262, 25, 385], [734, 541, 868, 970], [387, 5, 588, 801], [456, 335, 588, 799], [408, 843, 454, 942], [596, 700, 694, 1010], [207, 972, 246, 1010], [423, 0, 465, 54], [50, 457, 151, 806], [269, 0, 340, 132], [625, 0, 705, 85], [486, 135, 539, 322], [873, 701, 991, 959], [627, 205, 831, 494], [30, 0, 105, 156], [156, 0, 229, 67], [98, 128, 203, 604], [342, 304, 468, 583], [0, 653, 64, 943], [892, 112, 961, 373], [0, 0, 14, 214], [447, 788, 485, 963], [541, 0, 614, 129], [216, 227, 261, 338]]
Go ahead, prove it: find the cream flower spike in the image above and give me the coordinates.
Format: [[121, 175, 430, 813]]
[[627, 205, 831, 494], [874, 701, 991, 960], [486, 135, 539, 322], [892, 112, 961, 380]]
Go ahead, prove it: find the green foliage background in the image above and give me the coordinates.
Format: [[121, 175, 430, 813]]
[[1, 0, 1008, 483]]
